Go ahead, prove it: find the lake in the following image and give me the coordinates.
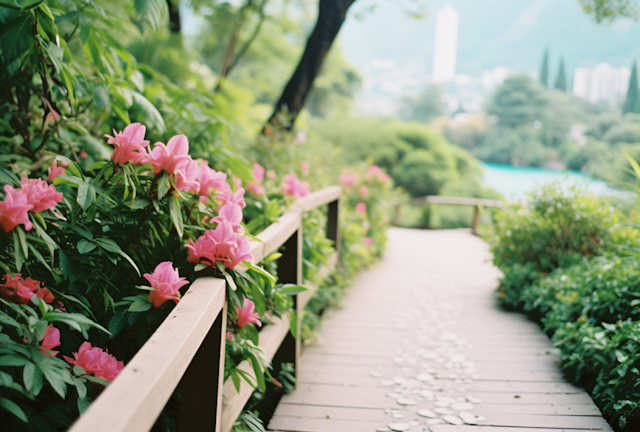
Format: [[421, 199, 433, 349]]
[[481, 162, 630, 200]]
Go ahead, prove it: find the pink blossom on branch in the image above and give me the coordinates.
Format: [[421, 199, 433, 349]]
[[301, 162, 310, 174], [104, 123, 150, 165], [64, 342, 124, 382], [364, 237, 373, 247], [185, 221, 253, 270], [212, 203, 244, 233], [0, 185, 33, 232], [282, 173, 310, 199], [356, 202, 367, 215], [366, 165, 391, 182], [174, 159, 200, 194], [20, 177, 63, 213], [339, 172, 358, 187], [197, 161, 227, 197], [40, 326, 61, 357], [359, 185, 369, 198], [147, 134, 191, 175], [246, 182, 265, 196], [143, 261, 189, 308], [48, 160, 65, 182], [0, 274, 55, 305], [266, 170, 277, 180], [236, 296, 262, 328], [252, 163, 265, 183], [216, 185, 246, 209]]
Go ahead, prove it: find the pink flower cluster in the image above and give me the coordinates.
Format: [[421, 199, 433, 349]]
[[186, 220, 253, 270], [236, 296, 261, 328], [143, 262, 189, 308], [0, 274, 54, 305], [105, 124, 230, 200], [246, 163, 265, 196], [39, 326, 61, 357], [365, 165, 391, 182], [339, 172, 359, 187], [48, 159, 67, 182], [65, 342, 124, 382], [0, 177, 62, 232], [282, 173, 310, 199], [356, 202, 367, 215]]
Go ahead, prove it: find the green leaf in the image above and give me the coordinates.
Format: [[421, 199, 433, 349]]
[[130, 90, 165, 134], [0, 370, 13, 387], [230, 369, 241, 393], [134, 0, 168, 33], [169, 195, 183, 237], [289, 310, 297, 340], [249, 355, 266, 392], [246, 262, 276, 285], [13, 229, 24, 271], [128, 300, 152, 312], [0, 355, 31, 367], [194, 263, 207, 272], [0, 397, 27, 422], [77, 181, 89, 210], [108, 312, 126, 337], [244, 324, 259, 346], [77, 395, 92, 413], [279, 284, 309, 295], [23, 363, 35, 392], [40, 364, 67, 398], [73, 377, 87, 399], [157, 172, 170, 200], [20, 0, 43, 11], [77, 239, 97, 254], [250, 283, 266, 316], [15, 227, 28, 260], [218, 262, 237, 291]]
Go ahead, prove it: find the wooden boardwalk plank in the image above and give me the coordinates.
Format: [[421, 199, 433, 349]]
[[268, 229, 612, 431]]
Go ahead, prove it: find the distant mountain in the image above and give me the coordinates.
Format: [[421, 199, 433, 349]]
[[340, 0, 640, 79]]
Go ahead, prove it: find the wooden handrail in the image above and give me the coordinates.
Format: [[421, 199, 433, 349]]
[[396, 195, 504, 234], [69, 186, 342, 432], [69, 277, 227, 432]]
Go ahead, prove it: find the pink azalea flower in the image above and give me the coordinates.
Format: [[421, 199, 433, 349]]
[[65, 342, 124, 382], [252, 163, 265, 183], [0, 274, 53, 305], [212, 203, 244, 233], [234, 177, 242, 189], [174, 158, 200, 194], [266, 170, 277, 179], [48, 160, 66, 182], [359, 185, 369, 198], [185, 221, 253, 270], [226, 331, 233, 341], [45, 110, 60, 123], [20, 177, 63, 213], [40, 326, 61, 357], [246, 182, 265, 196], [282, 173, 310, 199], [216, 185, 246, 209], [144, 261, 189, 308], [104, 123, 150, 165], [364, 237, 373, 247], [366, 165, 390, 182], [0, 185, 33, 232], [301, 162, 310, 174], [339, 172, 358, 187], [197, 161, 227, 197], [147, 134, 191, 175], [236, 296, 262, 328], [356, 202, 367, 215]]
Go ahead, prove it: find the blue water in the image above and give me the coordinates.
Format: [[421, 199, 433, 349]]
[[481, 162, 629, 200]]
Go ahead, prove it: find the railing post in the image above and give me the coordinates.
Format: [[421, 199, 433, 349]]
[[472, 205, 480, 235], [327, 198, 341, 255], [179, 301, 228, 432], [272, 222, 303, 382]]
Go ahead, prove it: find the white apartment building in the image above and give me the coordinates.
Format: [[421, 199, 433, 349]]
[[432, 4, 459, 83], [572, 63, 631, 104]]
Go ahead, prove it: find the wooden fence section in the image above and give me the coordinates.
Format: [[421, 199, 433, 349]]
[[69, 186, 342, 432], [395, 195, 504, 234]]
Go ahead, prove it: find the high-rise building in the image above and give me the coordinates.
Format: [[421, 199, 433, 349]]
[[572, 63, 631, 104], [432, 4, 459, 83]]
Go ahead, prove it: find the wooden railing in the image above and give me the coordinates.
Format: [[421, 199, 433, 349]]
[[69, 186, 342, 432], [395, 195, 503, 234]]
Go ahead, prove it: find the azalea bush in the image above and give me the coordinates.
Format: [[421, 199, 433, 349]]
[[489, 183, 640, 431]]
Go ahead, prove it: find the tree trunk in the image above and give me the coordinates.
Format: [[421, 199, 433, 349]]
[[265, 0, 356, 132], [167, 0, 181, 33]]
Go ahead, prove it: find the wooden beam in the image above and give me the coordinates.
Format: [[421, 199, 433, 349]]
[[69, 278, 226, 432]]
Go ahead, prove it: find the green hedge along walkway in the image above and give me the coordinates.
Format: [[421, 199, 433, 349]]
[[268, 228, 613, 432]]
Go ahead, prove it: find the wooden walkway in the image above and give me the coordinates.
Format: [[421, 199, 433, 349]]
[[268, 228, 613, 432]]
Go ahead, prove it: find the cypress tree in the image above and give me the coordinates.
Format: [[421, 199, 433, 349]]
[[539, 48, 549, 88], [623, 61, 639, 114], [554, 58, 567, 92]]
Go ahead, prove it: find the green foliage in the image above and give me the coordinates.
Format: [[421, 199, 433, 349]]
[[486, 74, 548, 129], [579, 0, 639, 23], [398, 84, 446, 124], [554, 58, 567, 92], [489, 184, 616, 273], [539, 48, 549, 88]]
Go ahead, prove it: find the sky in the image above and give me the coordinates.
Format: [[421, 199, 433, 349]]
[[339, 0, 640, 80]]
